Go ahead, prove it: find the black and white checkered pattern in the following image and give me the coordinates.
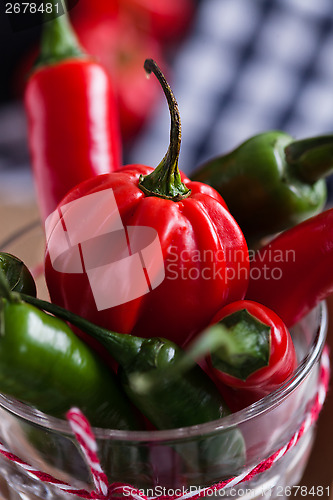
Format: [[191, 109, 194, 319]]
[[130, 0, 333, 199]]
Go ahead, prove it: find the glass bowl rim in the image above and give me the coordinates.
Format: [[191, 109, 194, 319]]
[[0, 222, 328, 443]]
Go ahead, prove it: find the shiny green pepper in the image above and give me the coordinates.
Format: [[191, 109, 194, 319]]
[[193, 131, 333, 243], [0, 298, 140, 430], [0, 271, 139, 430], [0, 252, 36, 296], [22, 294, 229, 428], [21, 293, 246, 480]]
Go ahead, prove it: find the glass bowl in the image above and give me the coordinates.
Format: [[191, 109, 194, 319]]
[[0, 221, 328, 500]]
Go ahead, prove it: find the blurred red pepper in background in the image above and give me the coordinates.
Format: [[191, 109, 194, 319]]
[[74, 14, 165, 142], [72, 0, 194, 44], [70, 0, 119, 23], [16, 0, 196, 144], [246, 208, 333, 328], [207, 300, 297, 409], [44, 60, 249, 347], [24, 6, 121, 220], [120, 0, 195, 44]]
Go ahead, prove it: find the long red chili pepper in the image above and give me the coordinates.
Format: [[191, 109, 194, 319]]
[[246, 208, 333, 327], [24, 4, 121, 221]]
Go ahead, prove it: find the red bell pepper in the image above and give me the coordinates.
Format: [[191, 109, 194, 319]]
[[44, 60, 249, 346], [206, 300, 297, 408], [246, 208, 333, 327], [24, 5, 121, 221]]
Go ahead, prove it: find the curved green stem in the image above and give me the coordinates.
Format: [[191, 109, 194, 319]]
[[161, 310, 270, 382], [0, 270, 21, 338], [34, 0, 86, 70], [210, 310, 270, 380], [138, 59, 191, 201], [128, 324, 232, 394], [0, 270, 13, 302], [285, 135, 333, 184]]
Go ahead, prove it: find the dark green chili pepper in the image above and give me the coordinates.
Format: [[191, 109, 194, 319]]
[[0, 274, 139, 431], [192, 131, 333, 243], [0, 252, 36, 296], [21, 293, 246, 479], [116, 337, 246, 484], [118, 337, 227, 429]]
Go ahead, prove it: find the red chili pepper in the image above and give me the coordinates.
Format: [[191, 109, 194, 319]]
[[206, 300, 297, 408], [44, 60, 249, 346], [246, 208, 333, 328], [24, 6, 121, 221]]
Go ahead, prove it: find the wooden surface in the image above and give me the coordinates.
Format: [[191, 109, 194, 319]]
[[0, 197, 332, 497]]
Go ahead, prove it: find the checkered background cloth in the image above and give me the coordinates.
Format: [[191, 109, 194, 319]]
[[130, 0, 333, 199]]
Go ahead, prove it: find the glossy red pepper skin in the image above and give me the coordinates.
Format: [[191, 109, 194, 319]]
[[24, 8, 122, 221], [207, 300, 297, 408], [44, 166, 249, 346], [25, 60, 121, 221], [246, 208, 333, 328]]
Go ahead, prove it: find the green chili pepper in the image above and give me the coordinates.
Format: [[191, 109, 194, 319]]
[[115, 337, 245, 484], [21, 293, 246, 480], [21, 293, 228, 426], [192, 131, 333, 243], [0, 252, 36, 296], [0, 273, 139, 431]]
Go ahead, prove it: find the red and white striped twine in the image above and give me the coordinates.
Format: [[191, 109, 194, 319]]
[[0, 346, 329, 500]]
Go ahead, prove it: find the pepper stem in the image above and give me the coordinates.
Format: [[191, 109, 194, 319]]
[[128, 325, 230, 394], [20, 294, 143, 367], [0, 268, 23, 305], [34, 0, 86, 70], [138, 59, 191, 201], [0, 269, 13, 302], [163, 310, 271, 382], [285, 135, 333, 184], [210, 310, 271, 380]]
